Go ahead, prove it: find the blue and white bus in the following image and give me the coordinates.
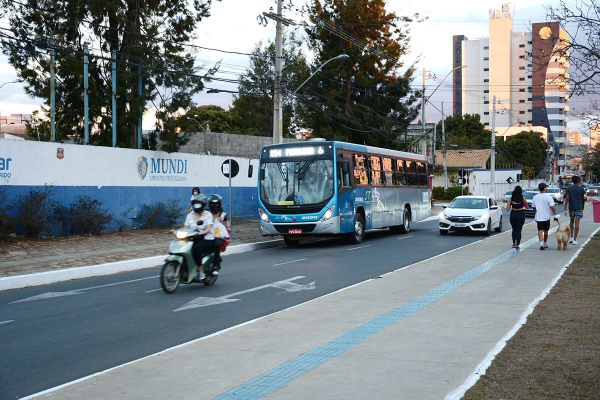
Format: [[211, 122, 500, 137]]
[[256, 139, 431, 245]]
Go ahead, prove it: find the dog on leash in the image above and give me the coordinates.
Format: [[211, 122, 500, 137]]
[[554, 217, 571, 251]]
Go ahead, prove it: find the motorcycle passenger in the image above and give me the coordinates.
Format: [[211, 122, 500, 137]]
[[184, 194, 214, 280], [207, 194, 229, 270]]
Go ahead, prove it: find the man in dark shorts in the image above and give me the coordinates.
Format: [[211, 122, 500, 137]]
[[563, 175, 586, 245], [532, 183, 558, 250]]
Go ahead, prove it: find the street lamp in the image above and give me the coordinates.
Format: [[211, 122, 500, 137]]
[[292, 54, 350, 96], [185, 115, 210, 154]]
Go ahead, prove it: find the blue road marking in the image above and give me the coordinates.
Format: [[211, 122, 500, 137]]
[[213, 230, 554, 400]]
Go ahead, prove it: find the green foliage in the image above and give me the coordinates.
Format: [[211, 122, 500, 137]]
[[496, 131, 547, 177], [138, 198, 184, 228], [61, 195, 112, 235], [181, 105, 240, 135], [229, 33, 310, 137], [432, 186, 465, 201], [302, 0, 420, 148], [581, 143, 600, 179], [0, 187, 15, 238], [1, 0, 219, 149], [13, 186, 57, 238], [163, 198, 185, 227], [435, 114, 491, 149]]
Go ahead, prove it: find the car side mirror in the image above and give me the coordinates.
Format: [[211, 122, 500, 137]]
[[490, 205, 499, 210], [248, 165, 253, 178], [442, 205, 447, 209]]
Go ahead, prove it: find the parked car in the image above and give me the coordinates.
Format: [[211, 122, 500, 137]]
[[547, 188, 564, 204], [503, 191, 513, 203], [439, 196, 502, 236], [587, 185, 598, 196], [523, 191, 537, 217]]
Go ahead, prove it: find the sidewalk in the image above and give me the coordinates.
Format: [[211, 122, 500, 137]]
[[1, 207, 445, 278], [27, 209, 599, 400]]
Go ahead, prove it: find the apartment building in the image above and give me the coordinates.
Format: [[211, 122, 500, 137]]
[[453, 4, 569, 145]]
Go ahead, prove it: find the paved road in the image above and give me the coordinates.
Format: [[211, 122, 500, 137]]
[[0, 213, 509, 399]]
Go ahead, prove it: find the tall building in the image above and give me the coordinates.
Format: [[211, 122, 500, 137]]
[[453, 4, 569, 147], [566, 130, 582, 145]]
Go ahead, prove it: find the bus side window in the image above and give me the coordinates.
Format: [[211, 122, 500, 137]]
[[353, 154, 369, 185], [342, 161, 351, 186], [382, 157, 393, 186], [395, 159, 406, 186], [369, 155, 383, 186], [406, 160, 418, 186]]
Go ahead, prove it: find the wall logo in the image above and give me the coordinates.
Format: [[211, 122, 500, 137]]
[[137, 156, 148, 180], [0, 156, 12, 181], [56, 148, 65, 160]]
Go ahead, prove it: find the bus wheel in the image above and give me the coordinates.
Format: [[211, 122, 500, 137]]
[[399, 209, 411, 234], [349, 214, 365, 244], [284, 235, 300, 246]]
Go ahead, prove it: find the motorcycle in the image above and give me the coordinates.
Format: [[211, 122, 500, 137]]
[[160, 227, 221, 294]]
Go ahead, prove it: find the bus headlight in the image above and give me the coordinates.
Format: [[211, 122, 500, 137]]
[[259, 209, 271, 223], [320, 205, 336, 221]]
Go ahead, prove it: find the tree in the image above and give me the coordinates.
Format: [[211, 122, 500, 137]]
[[181, 105, 240, 135], [229, 33, 310, 137], [496, 131, 548, 177], [581, 143, 600, 179], [302, 0, 420, 149], [435, 113, 491, 149], [546, 1, 599, 129], [1, 0, 218, 149]]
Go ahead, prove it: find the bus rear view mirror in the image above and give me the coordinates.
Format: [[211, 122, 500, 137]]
[[248, 165, 253, 178]]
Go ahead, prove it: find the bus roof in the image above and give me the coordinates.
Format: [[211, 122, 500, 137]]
[[261, 140, 428, 162]]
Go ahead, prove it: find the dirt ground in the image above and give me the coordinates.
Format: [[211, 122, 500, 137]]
[[463, 234, 600, 400]]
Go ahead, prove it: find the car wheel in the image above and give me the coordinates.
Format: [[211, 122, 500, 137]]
[[398, 209, 411, 234], [439, 229, 448, 235], [348, 214, 364, 244], [495, 216, 502, 232], [283, 235, 300, 246], [485, 219, 492, 236]]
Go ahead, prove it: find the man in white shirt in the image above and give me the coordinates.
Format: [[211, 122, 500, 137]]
[[532, 182, 558, 250]]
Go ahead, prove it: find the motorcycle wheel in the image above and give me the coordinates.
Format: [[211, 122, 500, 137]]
[[203, 274, 218, 286], [160, 261, 181, 294]]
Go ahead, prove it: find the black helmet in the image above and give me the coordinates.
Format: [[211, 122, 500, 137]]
[[208, 194, 223, 213], [191, 194, 207, 213]]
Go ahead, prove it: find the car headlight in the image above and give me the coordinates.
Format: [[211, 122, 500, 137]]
[[259, 209, 271, 222], [478, 213, 489, 220], [439, 212, 448, 219], [320, 205, 336, 221]]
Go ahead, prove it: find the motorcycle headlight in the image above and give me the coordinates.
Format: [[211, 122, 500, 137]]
[[320, 205, 336, 221], [259, 209, 271, 222], [176, 231, 189, 239]]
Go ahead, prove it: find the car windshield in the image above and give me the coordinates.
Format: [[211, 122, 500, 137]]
[[524, 192, 537, 200], [505, 191, 512, 195], [449, 198, 488, 209], [548, 188, 560, 193], [590, 186, 598, 189]]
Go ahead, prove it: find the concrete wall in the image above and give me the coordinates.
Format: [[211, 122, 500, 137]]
[[177, 131, 296, 158], [1, 140, 262, 234]]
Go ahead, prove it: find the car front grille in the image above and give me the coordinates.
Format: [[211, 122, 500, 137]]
[[448, 216, 476, 223]]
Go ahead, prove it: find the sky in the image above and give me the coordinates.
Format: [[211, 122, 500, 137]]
[[0, 0, 591, 136]]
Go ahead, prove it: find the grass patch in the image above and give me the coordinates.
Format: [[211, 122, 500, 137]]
[[463, 234, 600, 400]]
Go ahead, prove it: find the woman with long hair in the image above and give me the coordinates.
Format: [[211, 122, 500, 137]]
[[506, 185, 528, 248]]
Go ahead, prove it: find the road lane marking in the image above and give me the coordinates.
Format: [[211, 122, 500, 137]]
[[145, 288, 163, 293], [347, 245, 371, 251], [397, 235, 414, 240], [175, 276, 315, 312], [212, 228, 559, 400], [272, 258, 307, 267], [10, 276, 159, 304], [0, 320, 14, 325]]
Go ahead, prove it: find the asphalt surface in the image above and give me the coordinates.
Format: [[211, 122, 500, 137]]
[[0, 212, 510, 399]]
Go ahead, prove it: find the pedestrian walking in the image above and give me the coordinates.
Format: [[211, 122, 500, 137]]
[[506, 185, 528, 248], [189, 187, 201, 212], [532, 182, 558, 250], [563, 175, 586, 245]]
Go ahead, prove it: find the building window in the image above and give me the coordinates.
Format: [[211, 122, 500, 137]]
[[519, 77, 525, 81], [559, 97, 565, 103], [483, 57, 489, 61], [528, 41, 532, 44], [484, 79, 489, 82], [519, 55, 525, 59], [528, 98, 532, 101], [483, 46, 489, 50], [519, 111, 525, 114], [519, 100, 525, 103], [484, 101, 489, 104], [528, 109, 532, 112], [519, 66, 526, 70], [484, 90, 489, 93], [528, 64, 532, 67], [519, 44, 525, 48], [484, 123, 489, 126], [519, 89, 525, 92], [484, 68, 489, 71], [528, 75, 532, 78], [528, 120, 533, 123]]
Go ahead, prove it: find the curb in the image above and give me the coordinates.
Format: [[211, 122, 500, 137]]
[[0, 239, 284, 292]]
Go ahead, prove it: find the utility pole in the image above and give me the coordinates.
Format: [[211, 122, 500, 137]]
[[490, 95, 496, 197], [272, 0, 283, 144], [138, 63, 142, 149], [442, 103, 448, 190], [111, 50, 117, 147], [83, 42, 89, 145], [50, 36, 56, 142], [421, 67, 426, 156]]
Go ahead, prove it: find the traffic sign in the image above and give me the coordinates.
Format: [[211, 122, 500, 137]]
[[506, 177, 514, 184], [221, 159, 239, 178]]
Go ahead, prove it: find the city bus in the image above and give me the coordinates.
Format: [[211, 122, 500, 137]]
[[256, 139, 431, 246]]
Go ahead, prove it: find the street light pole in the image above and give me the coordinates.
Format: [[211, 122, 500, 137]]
[[442, 102, 448, 190], [490, 95, 496, 197], [185, 116, 210, 154], [272, 0, 283, 145], [292, 54, 349, 97]]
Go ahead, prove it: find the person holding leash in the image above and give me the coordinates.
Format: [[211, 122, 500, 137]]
[[532, 182, 558, 250], [506, 185, 529, 249], [563, 175, 586, 245]]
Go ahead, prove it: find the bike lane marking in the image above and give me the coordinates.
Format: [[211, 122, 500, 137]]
[[272, 258, 307, 267], [347, 245, 371, 251], [212, 228, 557, 400], [0, 320, 14, 325], [397, 235, 414, 240]]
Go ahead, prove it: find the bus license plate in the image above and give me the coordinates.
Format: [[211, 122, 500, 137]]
[[288, 229, 302, 235], [455, 223, 467, 228]]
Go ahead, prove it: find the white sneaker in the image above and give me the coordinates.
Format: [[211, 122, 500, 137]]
[[543, 243, 548, 249], [569, 238, 574, 244], [572, 240, 578, 245]]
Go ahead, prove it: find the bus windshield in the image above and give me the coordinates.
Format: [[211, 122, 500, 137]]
[[558, 175, 574, 189], [260, 158, 335, 206]]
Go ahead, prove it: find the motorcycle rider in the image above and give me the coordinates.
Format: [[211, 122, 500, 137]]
[[207, 194, 229, 270], [184, 194, 214, 280]]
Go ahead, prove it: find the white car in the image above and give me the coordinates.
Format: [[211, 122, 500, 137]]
[[439, 195, 503, 236], [547, 188, 564, 204]]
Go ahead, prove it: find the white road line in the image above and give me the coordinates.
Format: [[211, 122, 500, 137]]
[[397, 235, 414, 240], [0, 320, 14, 325], [145, 288, 163, 293], [272, 258, 308, 267], [431, 229, 439, 232], [347, 245, 371, 251]]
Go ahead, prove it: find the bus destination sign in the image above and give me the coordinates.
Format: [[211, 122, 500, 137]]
[[264, 144, 333, 159]]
